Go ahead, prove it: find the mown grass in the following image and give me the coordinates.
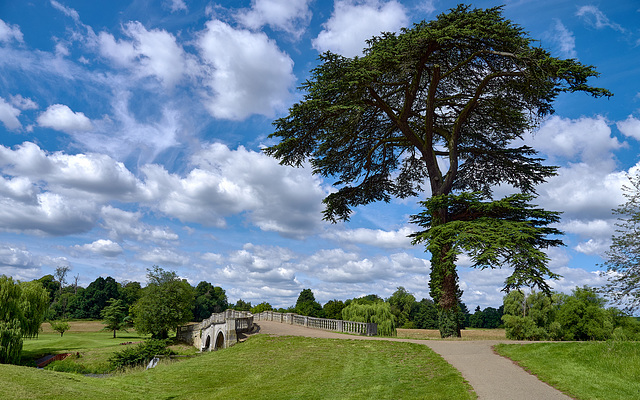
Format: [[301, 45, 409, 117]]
[[397, 328, 506, 340], [21, 321, 194, 373], [494, 341, 640, 400], [4, 327, 476, 400]]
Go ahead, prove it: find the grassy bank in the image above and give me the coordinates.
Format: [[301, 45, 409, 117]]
[[494, 341, 640, 400], [3, 326, 476, 400]]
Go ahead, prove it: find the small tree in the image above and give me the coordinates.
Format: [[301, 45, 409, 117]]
[[323, 299, 346, 320], [601, 173, 640, 312], [342, 301, 396, 336], [50, 320, 70, 337], [250, 302, 273, 314], [1, 276, 49, 364], [101, 298, 128, 338], [295, 289, 324, 317], [131, 266, 195, 339], [54, 266, 70, 296]]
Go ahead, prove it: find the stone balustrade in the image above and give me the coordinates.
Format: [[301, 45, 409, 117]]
[[254, 311, 377, 336]]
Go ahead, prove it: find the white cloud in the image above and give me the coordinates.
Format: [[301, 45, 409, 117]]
[[0, 97, 22, 130], [0, 19, 23, 43], [574, 238, 610, 256], [138, 247, 189, 266], [617, 115, 640, 140], [577, 6, 625, 32], [100, 206, 179, 243], [197, 20, 295, 120], [72, 239, 123, 257], [143, 142, 326, 237], [50, 0, 80, 22], [312, 0, 408, 57], [528, 115, 621, 167], [236, 0, 312, 38], [547, 19, 577, 59], [168, 0, 187, 13], [37, 104, 93, 133], [98, 22, 191, 87], [9, 95, 38, 110], [323, 226, 414, 249]]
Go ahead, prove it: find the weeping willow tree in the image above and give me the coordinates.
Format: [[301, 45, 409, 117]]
[[342, 301, 396, 336], [0, 276, 49, 364], [265, 5, 610, 337]]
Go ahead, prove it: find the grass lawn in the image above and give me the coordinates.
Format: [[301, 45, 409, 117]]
[[20, 321, 194, 373], [3, 323, 476, 400], [494, 341, 640, 400]]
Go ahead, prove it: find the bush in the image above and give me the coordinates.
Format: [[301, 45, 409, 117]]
[[342, 301, 396, 336], [108, 339, 174, 370]]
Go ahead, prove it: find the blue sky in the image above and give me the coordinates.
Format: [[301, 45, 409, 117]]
[[1, 0, 639, 310]]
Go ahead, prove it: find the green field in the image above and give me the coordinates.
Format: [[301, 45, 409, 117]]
[[495, 341, 640, 400], [2, 323, 476, 400]]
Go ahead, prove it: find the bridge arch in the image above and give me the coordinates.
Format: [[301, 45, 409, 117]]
[[214, 331, 225, 350], [204, 335, 211, 351]]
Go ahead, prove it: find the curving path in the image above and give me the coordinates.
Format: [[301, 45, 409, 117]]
[[253, 321, 571, 400]]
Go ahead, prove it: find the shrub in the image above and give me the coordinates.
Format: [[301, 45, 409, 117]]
[[342, 301, 396, 336], [108, 339, 174, 370]]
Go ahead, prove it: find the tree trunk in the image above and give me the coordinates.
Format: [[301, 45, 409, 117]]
[[429, 206, 462, 338]]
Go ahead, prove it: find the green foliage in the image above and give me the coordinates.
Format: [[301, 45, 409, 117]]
[[322, 299, 345, 320], [131, 266, 195, 339], [341, 301, 396, 336], [250, 302, 273, 314], [387, 287, 416, 328], [502, 287, 634, 341], [412, 193, 563, 296], [0, 276, 49, 364], [50, 320, 70, 337], [108, 339, 174, 370], [601, 173, 640, 312], [556, 287, 612, 341], [295, 289, 324, 317], [266, 5, 609, 338], [101, 298, 128, 338], [0, 319, 22, 365], [233, 299, 252, 311], [412, 298, 438, 329], [193, 281, 228, 320]]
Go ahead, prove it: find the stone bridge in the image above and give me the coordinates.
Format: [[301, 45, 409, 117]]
[[177, 309, 254, 351], [177, 310, 377, 351]]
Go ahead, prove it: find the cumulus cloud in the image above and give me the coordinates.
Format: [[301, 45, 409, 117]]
[[197, 20, 295, 120], [0, 97, 22, 130], [528, 115, 621, 167], [323, 226, 414, 249], [0, 19, 23, 43], [143, 143, 327, 237], [312, 0, 408, 57], [138, 247, 189, 266], [37, 104, 93, 133], [98, 22, 192, 87], [101, 206, 179, 243], [72, 239, 123, 257], [236, 0, 312, 38], [617, 115, 640, 140], [9, 94, 38, 110]]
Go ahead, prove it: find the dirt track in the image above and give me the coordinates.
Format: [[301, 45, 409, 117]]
[[253, 321, 571, 400]]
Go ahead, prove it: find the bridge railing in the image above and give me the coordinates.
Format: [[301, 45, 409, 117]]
[[254, 311, 377, 337]]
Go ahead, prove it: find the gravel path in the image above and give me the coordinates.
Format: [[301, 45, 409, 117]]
[[253, 321, 571, 400]]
